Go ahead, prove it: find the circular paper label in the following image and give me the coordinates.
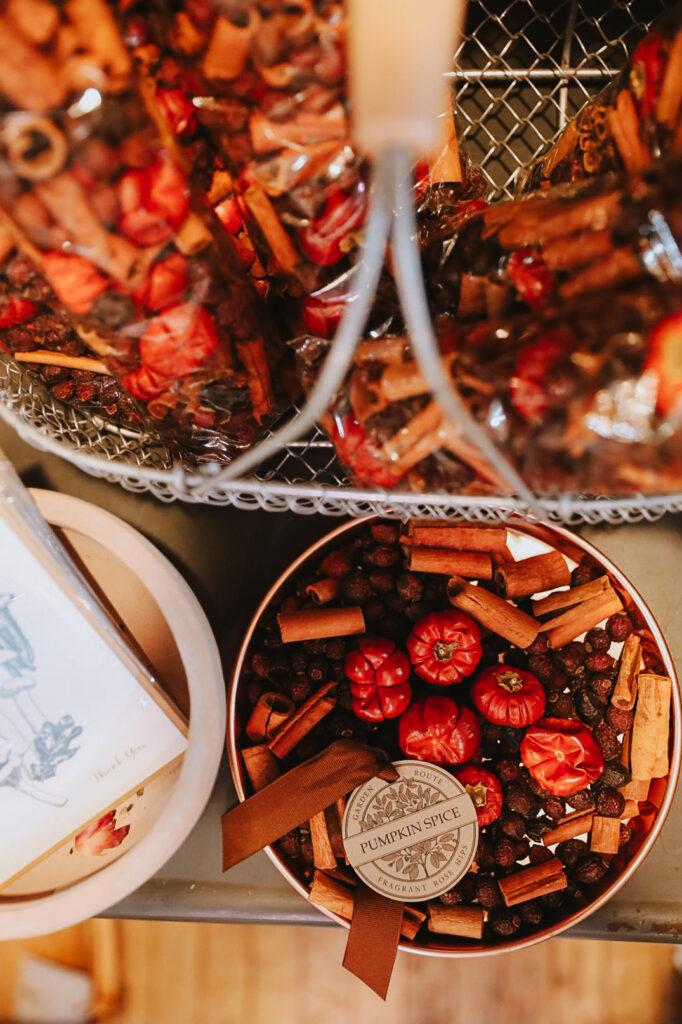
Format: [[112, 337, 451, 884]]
[[342, 760, 479, 903]]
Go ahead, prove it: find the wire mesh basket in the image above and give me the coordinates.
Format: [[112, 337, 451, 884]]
[[2, 0, 679, 523]]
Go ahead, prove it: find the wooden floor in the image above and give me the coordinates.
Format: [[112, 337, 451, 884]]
[[1, 920, 680, 1023], [114, 921, 680, 1024]]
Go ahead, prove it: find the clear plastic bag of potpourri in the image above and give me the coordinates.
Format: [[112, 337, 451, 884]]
[[0, 0, 288, 461], [117, 0, 486, 342], [517, 4, 682, 193], [293, 274, 682, 498]]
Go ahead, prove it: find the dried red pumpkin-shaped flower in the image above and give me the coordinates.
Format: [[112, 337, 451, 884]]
[[521, 717, 604, 797], [345, 637, 412, 723], [454, 765, 503, 827], [399, 697, 481, 766], [407, 610, 482, 685], [471, 665, 546, 728]]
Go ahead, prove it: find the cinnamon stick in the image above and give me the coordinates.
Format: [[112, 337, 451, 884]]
[[243, 184, 300, 274], [590, 816, 621, 855], [382, 401, 443, 463], [0, 16, 67, 111], [355, 336, 408, 365], [408, 523, 509, 554], [428, 108, 463, 185], [630, 674, 672, 780], [324, 800, 346, 860], [621, 778, 650, 802], [607, 90, 652, 172], [305, 578, 340, 606], [611, 634, 642, 711], [246, 692, 295, 743], [622, 799, 639, 819], [498, 857, 567, 907], [278, 607, 365, 644], [241, 745, 281, 792], [309, 872, 425, 940], [541, 589, 623, 649], [542, 814, 594, 846], [558, 803, 596, 825], [657, 29, 682, 129], [532, 575, 611, 617], [409, 548, 493, 579], [494, 551, 570, 600], [268, 682, 336, 759], [447, 576, 540, 649], [202, 13, 255, 80], [310, 810, 338, 870], [13, 351, 109, 374], [427, 904, 484, 940]]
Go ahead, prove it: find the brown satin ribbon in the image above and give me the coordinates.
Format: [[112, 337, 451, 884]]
[[343, 882, 404, 1000], [222, 739, 398, 871]]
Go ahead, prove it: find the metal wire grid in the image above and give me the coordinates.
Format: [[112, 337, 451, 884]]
[[1, 0, 679, 521]]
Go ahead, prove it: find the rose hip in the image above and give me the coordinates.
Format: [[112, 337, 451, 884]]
[[556, 642, 587, 672], [520, 900, 543, 925], [606, 706, 634, 733], [341, 572, 373, 604], [596, 787, 625, 817], [556, 839, 588, 867], [396, 572, 424, 603], [496, 758, 522, 784], [585, 652, 616, 675], [488, 908, 522, 937], [606, 613, 633, 642], [528, 845, 554, 865], [499, 812, 526, 840], [593, 722, 620, 761], [370, 523, 399, 544], [321, 551, 353, 578], [369, 570, 394, 595], [585, 628, 610, 653], [589, 673, 614, 703], [365, 545, 400, 568], [573, 855, 609, 885], [494, 838, 518, 868]]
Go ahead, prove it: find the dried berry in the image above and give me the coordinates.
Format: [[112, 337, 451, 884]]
[[405, 600, 431, 622], [527, 634, 549, 655], [585, 627, 610, 653], [500, 727, 523, 756], [369, 570, 394, 595], [341, 571, 373, 605], [475, 836, 495, 872], [290, 675, 313, 704], [300, 837, 314, 867], [515, 839, 531, 861], [494, 838, 517, 868], [528, 653, 554, 683], [250, 652, 270, 679], [589, 673, 614, 703], [451, 873, 478, 905], [385, 593, 407, 615], [619, 823, 633, 847], [396, 572, 424, 603], [280, 595, 301, 614], [573, 854, 609, 885], [598, 760, 631, 790], [556, 839, 588, 868], [575, 687, 604, 726], [556, 642, 587, 672], [324, 638, 348, 662], [307, 658, 329, 684], [277, 830, 301, 861], [593, 722, 620, 762], [528, 844, 554, 865], [365, 545, 400, 568], [571, 565, 594, 587], [370, 522, 399, 544], [519, 900, 543, 926], [496, 759, 522, 784], [439, 890, 463, 906], [291, 651, 308, 674], [606, 706, 634, 734], [541, 890, 566, 909], [475, 875, 503, 909], [488, 907, 522, 937], [585, 652, 617, 677], [542, 795, 566, 821], [264, 654, 292, 686], [596, 787, 626, 817], [569, 789, 595, 812], [606, 613, 633, 642], [548, 692, 576, 718], [567, 665, 589, 690], [504, 783, 537, 818], [303, 638, 327, 656], [424, 578, 446, 601], [321, 550, 353, 578], [499, 812, 527, 840], [364, 598, 384, 623]]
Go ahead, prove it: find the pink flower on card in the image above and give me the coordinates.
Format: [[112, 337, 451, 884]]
[[75, 810, 130, 856]]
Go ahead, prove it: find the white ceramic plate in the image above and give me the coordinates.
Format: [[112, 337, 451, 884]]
[[0, 489, 225, 939]]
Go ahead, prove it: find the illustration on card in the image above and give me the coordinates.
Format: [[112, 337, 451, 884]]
[[0, 593, 82, 806]]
